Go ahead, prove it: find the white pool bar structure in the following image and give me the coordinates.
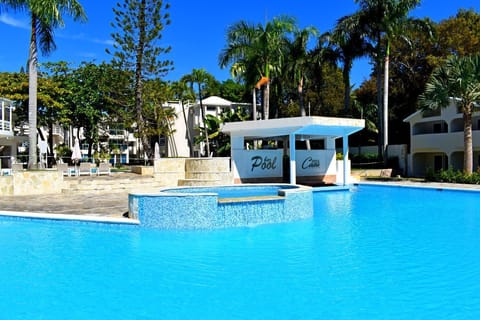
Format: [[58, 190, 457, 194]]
[[221, 116, 365, 186]]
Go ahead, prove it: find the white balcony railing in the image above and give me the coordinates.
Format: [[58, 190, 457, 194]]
[[411, 131, 480, 152], [0, 98, 14, 137]]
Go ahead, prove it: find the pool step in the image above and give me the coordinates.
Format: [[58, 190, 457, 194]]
[[179, 171, 233, 186], [177, 178, 226, 186], [62, 174, 167, 194]]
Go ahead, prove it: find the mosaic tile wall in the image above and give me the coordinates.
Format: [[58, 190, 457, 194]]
[[129, 185, 313, 229]]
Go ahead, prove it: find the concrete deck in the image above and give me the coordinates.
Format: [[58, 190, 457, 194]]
[[0, 191, 130, 218]]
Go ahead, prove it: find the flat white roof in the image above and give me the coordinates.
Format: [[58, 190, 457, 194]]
[[221, 116, 365, 139]]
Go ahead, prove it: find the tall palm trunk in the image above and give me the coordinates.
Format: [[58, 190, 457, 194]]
[[375, 32, 384, 161], [298, 77, 305, 116], [376, 61, 383, 159], [383, 52, 389, 164], [263, 83, 270, 120], [298, 77, 311, 149], [463, 106, 473, 174], [28, 14, 38, 169], [342, 59, 352, 114], [181, 102, 193, 157], [197, 84, 210, 157], [48, 122, 54, 167]]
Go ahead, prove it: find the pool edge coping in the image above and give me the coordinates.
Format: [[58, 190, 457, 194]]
[[0, 210, 140, 225], [356, 181, 480, 193], [129, 183, 312, 198]]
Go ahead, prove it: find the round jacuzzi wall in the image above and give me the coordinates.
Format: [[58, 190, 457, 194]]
[[129, 184, 313, 229]]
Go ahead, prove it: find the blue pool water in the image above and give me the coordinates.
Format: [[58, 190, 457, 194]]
[[161, 184, 298, 198], [2, 184, 480, 319]]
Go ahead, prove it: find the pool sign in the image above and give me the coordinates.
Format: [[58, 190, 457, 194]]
[[250, 155, 278, 172], [234, 150, 283, 178], [296, 150, 336, 176], [232, 149, 336, 180], [301, 156, 320, 169]]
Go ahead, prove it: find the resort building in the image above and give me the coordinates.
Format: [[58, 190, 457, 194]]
[[0, 98, 25, 172], [4, 95, 252, 166], [164, 96, 252, 158], [404, 99, 480, 176]]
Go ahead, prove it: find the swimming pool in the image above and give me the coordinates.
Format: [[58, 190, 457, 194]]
[[1, 184, 480, 319]]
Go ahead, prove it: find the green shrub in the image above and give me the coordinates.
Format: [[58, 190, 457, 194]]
[[350, 153, 379, 163], [428, 167, 480, 184]]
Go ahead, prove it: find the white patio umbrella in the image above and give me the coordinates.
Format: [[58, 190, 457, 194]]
[[154, 142, 161, 160], [71, 138, 82, 172]]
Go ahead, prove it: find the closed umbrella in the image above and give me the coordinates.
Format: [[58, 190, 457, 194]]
[[154, 142, 161, 160], [71, 138, 82, 173]]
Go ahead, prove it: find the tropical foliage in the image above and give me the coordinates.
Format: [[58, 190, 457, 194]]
[[342, 0, 429, 160], [195, 108, 249, 157], [426, 167, 480, 184], [181, 68, 216, 156], [219, 15, 297, 120]]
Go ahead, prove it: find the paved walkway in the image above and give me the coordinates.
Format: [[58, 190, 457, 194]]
[[0, 191, 130, 218], [1, 179, 479, 219]]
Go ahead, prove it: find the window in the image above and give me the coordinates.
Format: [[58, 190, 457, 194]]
[[434, 155, 446, 171]]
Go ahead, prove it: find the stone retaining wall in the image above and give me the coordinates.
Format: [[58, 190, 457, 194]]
[[154, 158, 233, 186], [0, 171, 64, 196], [0, 176, 13, 195]]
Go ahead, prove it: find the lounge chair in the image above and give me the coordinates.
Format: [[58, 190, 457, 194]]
[[57, 163, 69, 176], [78, 162, 95, 176], [97, 162, 111, 176], [1, 168, 12, 176], [12, 163, 24, 172]]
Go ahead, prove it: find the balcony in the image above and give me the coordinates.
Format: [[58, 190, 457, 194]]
[[108, 129, 128, 140], [411, 131, 480, 152], [0, 98, 14, 138], [52, 125, 64, 138]]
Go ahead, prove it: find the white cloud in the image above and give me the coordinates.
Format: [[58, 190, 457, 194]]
[[0, 13, 29, 30], [92, 38, 115, 46], [57, 31, 114, 46]]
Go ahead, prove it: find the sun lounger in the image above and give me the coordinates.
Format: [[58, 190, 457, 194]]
[[78, 162, 95, 176], [1, 168, 12, 176], [57, 163, 77, 176], [97, 162, 111, 176], [12, 163, 24, 172]]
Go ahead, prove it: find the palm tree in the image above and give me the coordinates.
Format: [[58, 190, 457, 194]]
[[1, 0, 86, 168], [323, 16, 371, 113], [284, 26, 318, 117], [219, 15, 296, 120], [419, 55, 480, 174], [171, 80, 195, 157], [351, 0, 426, 161], [181, 68, 213, 157]]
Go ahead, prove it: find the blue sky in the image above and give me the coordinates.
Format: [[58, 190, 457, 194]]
[[0, 0, 479, 87]]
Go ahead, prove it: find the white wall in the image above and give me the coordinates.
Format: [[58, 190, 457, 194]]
[[232, 149, 283, 180], [295, 150, 336, 177]]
